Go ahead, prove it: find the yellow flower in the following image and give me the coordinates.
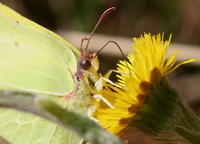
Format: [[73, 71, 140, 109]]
[[94, 33, 196, 136]]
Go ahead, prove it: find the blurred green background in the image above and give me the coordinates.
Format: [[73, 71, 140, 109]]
[[1, 0, 200, 114]]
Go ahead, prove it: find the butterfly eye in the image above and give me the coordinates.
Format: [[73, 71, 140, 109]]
[[80, 60, 91, 70]]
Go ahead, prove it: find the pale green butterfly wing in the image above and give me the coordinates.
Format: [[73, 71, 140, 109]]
[[0, 108, 82, 144], [0, 3, 79, 95], [0, 3, 101, 144]]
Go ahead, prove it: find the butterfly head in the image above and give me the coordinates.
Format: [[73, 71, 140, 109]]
[[79, 50, 92, 70]]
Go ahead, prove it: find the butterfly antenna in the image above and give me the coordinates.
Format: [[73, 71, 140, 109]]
[[94, 41, 132, 74], [80, 7, 116, 52]]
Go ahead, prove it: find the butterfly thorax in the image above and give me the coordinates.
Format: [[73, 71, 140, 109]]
[[67, 51, 101, 116]]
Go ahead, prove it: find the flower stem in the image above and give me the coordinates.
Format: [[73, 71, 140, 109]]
[[174, 98, 200, 143]]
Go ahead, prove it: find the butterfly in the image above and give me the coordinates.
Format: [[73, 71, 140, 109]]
[[0, 3, 115, 144]]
